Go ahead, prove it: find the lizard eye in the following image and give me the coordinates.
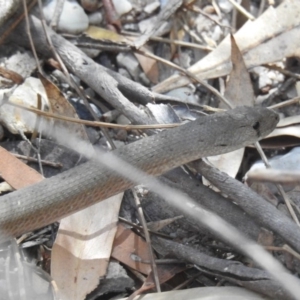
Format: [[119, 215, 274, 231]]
[[253, 121, 260, 131]]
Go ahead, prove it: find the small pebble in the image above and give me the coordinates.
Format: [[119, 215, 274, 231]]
[[80, 48, 101, 58], [115, 129, 127, 141], [123, 23, 139, 31], [118, 68, 131, 80], [165, 86, 198, 104], [43, 0, 89, 34], [111, 0, 132, 16], [139, 72, 151, 86], [116, 53, 141, 81], [203, 5, 215, 14], [144, 1, 160, 14], [80, 0, 99, 12], [88, 11, 103, 25], [217, 0, 234, 13], [90, 103, 102, 118], [117, 114, 131, 125], [84, 87, 95, 99], [0, 77, 49, 134]]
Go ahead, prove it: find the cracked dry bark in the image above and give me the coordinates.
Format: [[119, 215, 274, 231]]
[[155, 237, 293, 300], [195, 160, 300, 253], [132, 168, 261, 239]]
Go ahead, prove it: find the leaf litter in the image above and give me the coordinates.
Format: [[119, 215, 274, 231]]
[[1, 0, 300, 299]]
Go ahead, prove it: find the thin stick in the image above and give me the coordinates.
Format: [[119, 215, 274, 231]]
[[50, 0, 65, 30], [0, 0, 37, 46], [257, 0, 266, 16], [121, 30, 214, 51], [118, 217, 172, 239], [268, 96, 300, 110], [132, 190, 161, 292], [22, 0, 42, 73], [189, 5, 232, 29], [37, 1, 116, 150], [13, 153, 62, 168], [8, 102, 180, 130], [266, 244, 300, 261], [263, 64, 300, 80], [255, 142, 300, 226], [135, 48, 233, 108], [227, 0, 255, 20]]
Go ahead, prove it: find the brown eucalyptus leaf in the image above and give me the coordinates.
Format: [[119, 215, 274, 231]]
[[223, 35, 255, 108]]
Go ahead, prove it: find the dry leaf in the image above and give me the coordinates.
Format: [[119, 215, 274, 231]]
[[0, 146, 43, 189], [261, 115, 300, 148], [277, 115, 300, 128], [84, 26, 159, 83], [147, 216, 183, 232], [112, 224, 186, 300], [134, 0, 183, 49], [51, 193, 124, 300], [134, 52, 159, 84], [222, 35, 255, 108], [111, 224, 152, 275], [153, 0, 300, 93], [0, 77, 50, 134], [128, 264, 186, 299], [205, 148, 245, 181], [39, 74, 90, 141], [0, 65, 24, 84], [84, 26, 132, 44]]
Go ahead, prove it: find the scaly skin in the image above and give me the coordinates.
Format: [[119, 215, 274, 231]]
[[0, 106, 279, 240]]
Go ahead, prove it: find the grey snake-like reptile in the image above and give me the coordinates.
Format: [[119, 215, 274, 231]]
[[0, 106, 279, 240]]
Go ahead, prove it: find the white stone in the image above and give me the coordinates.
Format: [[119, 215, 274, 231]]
[[144, 1, 160, 14], [111, 0, 132, 16], [0, 77, 50, 134], [165, 86, 198, 104], [43, 0, 89, 34], [116, 52, 140, 81], [258, 71, 272, 89], [88, 11, 103, 25], [4, 51, 36, 78], [248, 147, 300, 184], [217, 0, 234, 14]]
